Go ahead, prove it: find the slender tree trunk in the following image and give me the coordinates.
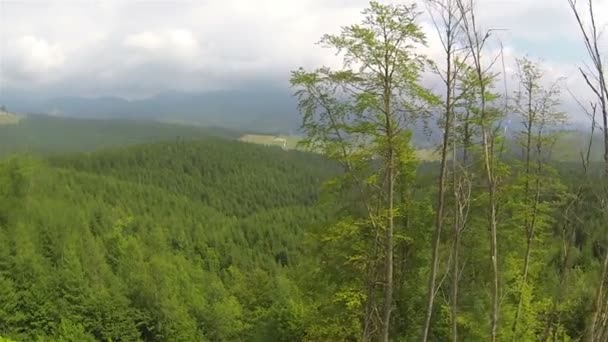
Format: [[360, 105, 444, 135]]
[[512, 182, 541, 338], [422, 44, 453, 342], [462, 107, 471, 167], [451, 77, 463, 342], [600, 290, 608, 341], [364, 225, 382, 341], [489, 180, 500, 342], [599, 69, 608, 177], [513, 232, 532, 330], [512, 91, 540, 338], [381, 71, 394, 342], [566, 2, 608, 335], [590, 253, 608, 340], [363, 274, 375, 341], [604, 128, 608, 177], [479, 69, 499, 342], [463, 6, 500, 338], [455, 1, 501, 339], [382, 150, 395, 342], [598, 293, 608, 342], [481, 114, 499, 342], [542, 222, 574, 341], [451, 227, 461, 342]]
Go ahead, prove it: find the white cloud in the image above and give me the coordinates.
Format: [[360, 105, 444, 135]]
[[1, 35, 65, 83], [0, 0, 606, 120], [125, 29, 199, 55], [123, 29, 205, 72], [17, 35, 65, 73]]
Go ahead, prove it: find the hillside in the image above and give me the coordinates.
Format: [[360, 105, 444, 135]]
[[0, 140, 338, 341], [501, 130, 604, 163], [552, 130, 604, 162], [0, 115, 239, 157], [0, 110, 20, 126], [50, 139, 338, 217]]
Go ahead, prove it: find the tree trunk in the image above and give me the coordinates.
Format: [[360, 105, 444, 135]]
[[512, 104, 540, 338], [382, 150, 394, 342], [590, 252, 608, 339], [422, 47, 453, 342], [489, 189, 499, 342], [451, 229, 461, 342], [482, 126, 499, 342], [604, 125, 608, 177], [381, 71, 394, 342], [364, 226, 382, 341]]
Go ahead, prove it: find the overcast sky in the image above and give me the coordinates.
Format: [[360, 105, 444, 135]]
[[0, 0, 606, 113]]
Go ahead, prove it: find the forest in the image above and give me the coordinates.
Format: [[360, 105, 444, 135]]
[[0, 140, 338, 341], [1, 0, 608, 341]]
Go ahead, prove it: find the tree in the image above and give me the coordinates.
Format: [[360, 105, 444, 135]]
[[421, 1, 471, 340], [566, 1, 608, 339], [509, 57, 566, 340], [291, 2, 437, 340], [456, 1, 507, 340]]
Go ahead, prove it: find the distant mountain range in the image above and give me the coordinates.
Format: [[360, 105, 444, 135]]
[[0, 87, 301, 134], [0, 86, 597, 151], [0, 87, 441, 147]]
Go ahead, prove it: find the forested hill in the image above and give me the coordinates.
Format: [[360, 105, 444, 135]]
[[0, 115, 240, 157], [0, 140, 338, 341], [50, 139, 339, 217]]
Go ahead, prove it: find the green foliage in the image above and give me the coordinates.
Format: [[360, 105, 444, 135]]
[[55, 319, 96, 342], [0, 134, 604, 341], [291, 3, 438, 339], [1, 3, 607, 342], [0, 140, 336, 341]]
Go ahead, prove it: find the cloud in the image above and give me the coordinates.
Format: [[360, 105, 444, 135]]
[[0, 0, 365, 96], [125, 29, 199, 55], [0, 0, 606, 122], [123, 29, 205, 73], [2, 35, 65, 82]]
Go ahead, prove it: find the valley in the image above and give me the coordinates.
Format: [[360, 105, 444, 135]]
[[3, 0, 608, 340]]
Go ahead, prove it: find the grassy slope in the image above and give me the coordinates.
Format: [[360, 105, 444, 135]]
[[239, 134, 301, 149], [0, 111, 20, 125], [239, 133, 442, 161]]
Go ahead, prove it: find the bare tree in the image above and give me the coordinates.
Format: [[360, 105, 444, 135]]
[[421, 1, 470, 340], [449, 128, 473, 342], [567, 1, 608, 339], [567, 0, 608, 176], [456, 1, 505, 340]]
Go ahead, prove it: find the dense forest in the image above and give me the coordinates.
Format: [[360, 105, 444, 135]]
[[0, 116, 238, 157], [2, 0, 608, 341], [0, 140, 338, 341]]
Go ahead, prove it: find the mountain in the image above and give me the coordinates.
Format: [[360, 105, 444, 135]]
[[2, 88, 596, 153], [0, 87, 300, 134]]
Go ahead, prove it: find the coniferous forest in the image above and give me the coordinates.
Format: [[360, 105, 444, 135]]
[[2, 1, 608, 341]]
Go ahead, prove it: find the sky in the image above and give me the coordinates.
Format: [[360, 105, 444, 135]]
[[0, 0, 607, 120]]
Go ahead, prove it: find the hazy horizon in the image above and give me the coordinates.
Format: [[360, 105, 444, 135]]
[[0, 0, 605, 124]]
